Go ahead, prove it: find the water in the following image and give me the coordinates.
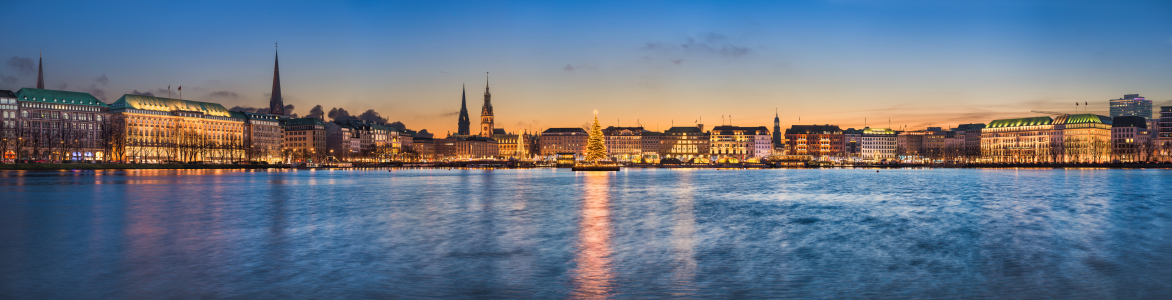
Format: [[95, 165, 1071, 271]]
[[1, 168, 1170, 299]]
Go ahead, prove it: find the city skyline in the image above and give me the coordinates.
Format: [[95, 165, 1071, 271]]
[[2, 0, 1171, 134]]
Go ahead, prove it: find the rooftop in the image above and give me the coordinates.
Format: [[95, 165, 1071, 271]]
[[1112, 116, 1147, 128], [785, 125, 842, 135], [15, 88, 107, 107], [543, 128, 587, 134], [110, 94, 228, 116]]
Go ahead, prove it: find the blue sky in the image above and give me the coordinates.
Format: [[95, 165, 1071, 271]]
[[1, 0, 1170, 133]]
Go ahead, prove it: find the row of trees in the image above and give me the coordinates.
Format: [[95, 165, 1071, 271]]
[[0, 119, 110, 161]]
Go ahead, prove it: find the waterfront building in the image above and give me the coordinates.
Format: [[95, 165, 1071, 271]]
[[1158, 106, 1172, 159], [896, 128, 946, 160], [708, 125, 771, 161], [772, 110, 783, 151], [662, 125, 709, 161], [981, 114, 1112, 163], [493, 129, 530, 158], [479, 77, 494, 137], [0, 90, 18, 161], [1109, 94, 1152, 118], [843, 128, 862, 160], [109, 94, 243, 163], [283, 118, 326, 162], [436, 136, 499, 159], [269, 49, 286, 116], [10, 88, 110, 161], [784, 125, 844, 159], [640, 130, 662, 161], [539, 128, 588, 157], [603, 126, 643, 161], [325, 121, 356, 160], [411, 137, 435, 160], [231, 111, 283, 163], [457, 85, 471, 136], [950, 123, 986, 160], [1111, 116, 1151, 162], [860, 127, 896, 160]]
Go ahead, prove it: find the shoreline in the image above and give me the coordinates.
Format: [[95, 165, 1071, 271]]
[[4, 162, 1172, 171]]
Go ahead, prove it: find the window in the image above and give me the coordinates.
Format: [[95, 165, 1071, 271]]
[[21, 111, 28, 118]]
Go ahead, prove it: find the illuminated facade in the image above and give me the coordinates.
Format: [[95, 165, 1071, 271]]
[[640, 131, 662, 160], [437, 136, 499, 159], [602, 126, 643, 161], [232, 111, 283, 163], [859, 127, 896, 160], [493, 129, 531, 158], [1109, 94, 1152, 118], [109, 94, 243, 163], [784, 125, 844, 159], [9, 88, 110, 161], [540, 128, 588, 156], [480, 78, 494, 137], [708, 125, 771, 161], [283, 118, 326, 162], [662, 126, 709, 161], [980, 114, 1113, 163], [1111, 116, 1151, 162]]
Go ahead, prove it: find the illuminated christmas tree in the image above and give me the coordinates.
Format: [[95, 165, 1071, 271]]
[[584, 110, 607, 163]]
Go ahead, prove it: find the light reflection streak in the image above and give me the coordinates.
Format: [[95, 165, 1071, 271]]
[[571, 172, 614, 299]]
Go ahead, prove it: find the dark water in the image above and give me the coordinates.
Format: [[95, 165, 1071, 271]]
[[1, 168, 1170, 299]]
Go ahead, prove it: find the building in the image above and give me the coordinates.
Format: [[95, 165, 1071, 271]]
[[283, 118, 327, 162], [772, 110, 783, 151], [1111, 116, 1151, 162], [896, 128, 946, 160], [950, 123, 986, 160], [603, 126, 643, 161], [662, 125, 709, 161], [1158, 106, 1172, 160], [436, 136, 499, 159], [1109, 94, 1152, 118], [10, 88, 110, 161], [231, 111, 283, 163], [269, 49, 286, 116], [709, 125, 771, 161], [479, 77, 495, 137], [640, 130, 662, 161], [860, 127, 897, 160], [457, 85, 471, 136], [493, 128, 529, 158], [784, 125, 844, 159], [981, 114, 1112, 163], [108, 94, 243, 163], [1, 90, 19, 161], [539, 128, 588, 157], [325, 121, 356, 160], [843, 128, 863, 159], [411, 137, 435, 160]]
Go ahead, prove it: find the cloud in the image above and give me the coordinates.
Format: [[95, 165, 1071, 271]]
[[228, 106, 260, 113], [358, 109, 387, 123], [306, 105, 325, 120], [436, 110, 460, 117], [130, 90, 155, 97], [206, 91, 239, 99], [83, 84, 107, 101], [563, 64, 596, 72], [642, 32, 751, 58], [670, 59, 684, 65], [1, 75, 17, 85], [96, 74, 109, 86], [55, 83, 68, 90], [6, 57, 35, 76]]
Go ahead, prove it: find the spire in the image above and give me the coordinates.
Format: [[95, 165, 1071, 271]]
[[458, 84, 471, 135], [36, 51, 44, 89], [269, 44, 285, 116]]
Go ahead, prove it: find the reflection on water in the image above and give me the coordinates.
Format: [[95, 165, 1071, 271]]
[[572, 172, 615, 299], [1, 168, 1171, 299]]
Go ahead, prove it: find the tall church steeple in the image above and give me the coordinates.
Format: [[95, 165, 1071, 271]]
[[772, 108, 783, 149], [457, 84, 471, 135], [36, 52, 44, 89], [268, 45, 286, 116], [480, 72, 495, 137]]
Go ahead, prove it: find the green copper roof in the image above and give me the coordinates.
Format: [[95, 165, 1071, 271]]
[[1060, 114, 1112, 125], [15, 88, 107, 107], [987, 116, 1053, 128], [110, 94, 231, 117]]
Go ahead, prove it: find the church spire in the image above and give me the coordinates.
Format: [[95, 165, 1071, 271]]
[[268, 44, 285, 116], [457, 84, 471, 135], [36, 51, 44, 89], [480, 72, 494, 136]]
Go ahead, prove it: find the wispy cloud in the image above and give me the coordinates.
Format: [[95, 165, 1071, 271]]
[[6, 57, 35, 76], [563, 64, 596, 72], [96, 74, 109, 86], [642, 32, 751, 58], [206, 91, 239, 99]]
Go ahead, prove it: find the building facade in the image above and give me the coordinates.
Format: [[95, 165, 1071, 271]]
[[662, 126, 709, 161], [981, 114, 1113, 163], [436, 136, 499, 159], [603, 126, 643, 161], [784, 125, 844, 159], [283, 118, 327, 162], [539, 128, 588, 157], [11, 88, 110, 161], [709, 125, 771, 161], [1111, 116, 1151, 162], [860, 127, 896, 160], [480, 80, 494, 137], [232, 111, 283, 163], [109, 94, 244, 163], [1109, 94, 1152, 118]]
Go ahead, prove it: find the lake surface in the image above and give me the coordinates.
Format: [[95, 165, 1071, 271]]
[[1, 168, 1170, 299]]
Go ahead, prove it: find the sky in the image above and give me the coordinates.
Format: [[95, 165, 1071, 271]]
[[1, 0, 1170, 134]]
